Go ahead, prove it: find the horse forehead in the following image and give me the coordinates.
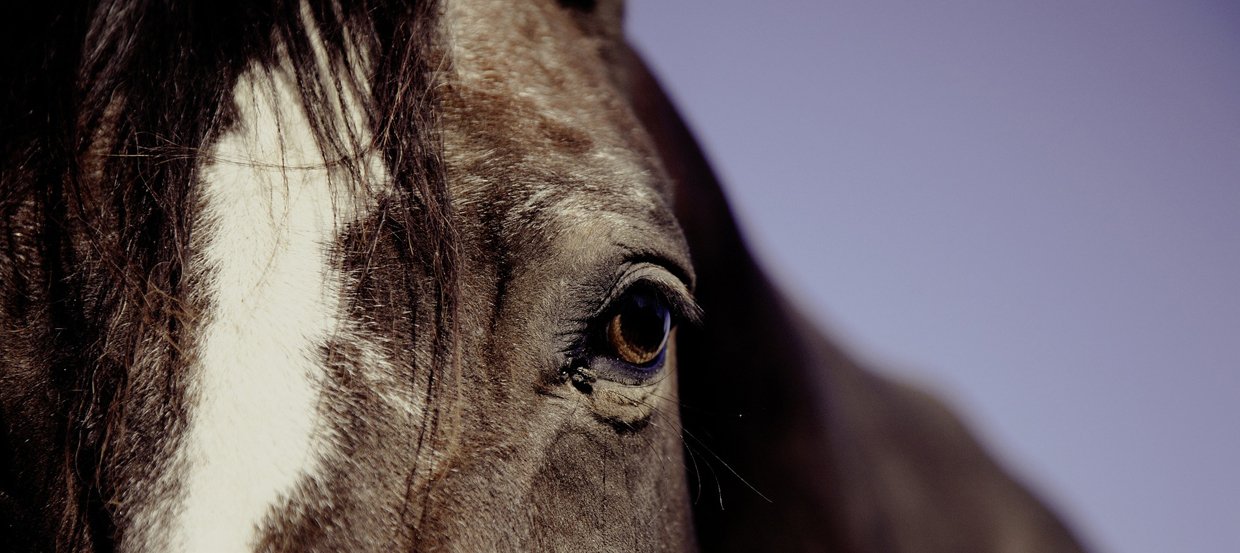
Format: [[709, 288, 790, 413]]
[[446, 0, 602, 100], [443, 0, 668, 215]]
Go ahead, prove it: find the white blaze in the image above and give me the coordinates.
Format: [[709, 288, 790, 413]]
[[164, 65, 368, 552]]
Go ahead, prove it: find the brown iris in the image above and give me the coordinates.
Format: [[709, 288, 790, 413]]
[[605, 288, 671, 366]]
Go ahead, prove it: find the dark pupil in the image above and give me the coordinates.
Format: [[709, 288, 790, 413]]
[[614, 290, 670, 363]]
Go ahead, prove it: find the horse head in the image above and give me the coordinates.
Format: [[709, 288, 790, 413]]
[[0, 1, 1086, 551]]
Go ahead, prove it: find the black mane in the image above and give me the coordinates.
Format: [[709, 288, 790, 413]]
[[0, 2, 455, 549]]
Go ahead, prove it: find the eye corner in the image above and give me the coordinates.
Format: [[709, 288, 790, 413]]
[[666, 289, 704, 329]]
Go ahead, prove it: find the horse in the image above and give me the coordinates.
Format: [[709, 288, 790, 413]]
[[0, 0, 1089, 551]]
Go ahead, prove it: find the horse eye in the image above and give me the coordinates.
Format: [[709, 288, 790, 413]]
[[605, 288, 671, 367]]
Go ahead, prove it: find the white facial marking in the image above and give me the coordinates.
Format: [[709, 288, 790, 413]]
[[157, 56, 379, 552]]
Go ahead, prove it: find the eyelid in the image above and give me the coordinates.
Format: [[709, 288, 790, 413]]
[[597, 263, 703, 328]]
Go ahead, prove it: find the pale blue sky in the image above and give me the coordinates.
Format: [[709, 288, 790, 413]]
[[628, 2, 1240, 552]]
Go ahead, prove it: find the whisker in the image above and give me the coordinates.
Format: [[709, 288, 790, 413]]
[[629, 391, 773, 507]]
